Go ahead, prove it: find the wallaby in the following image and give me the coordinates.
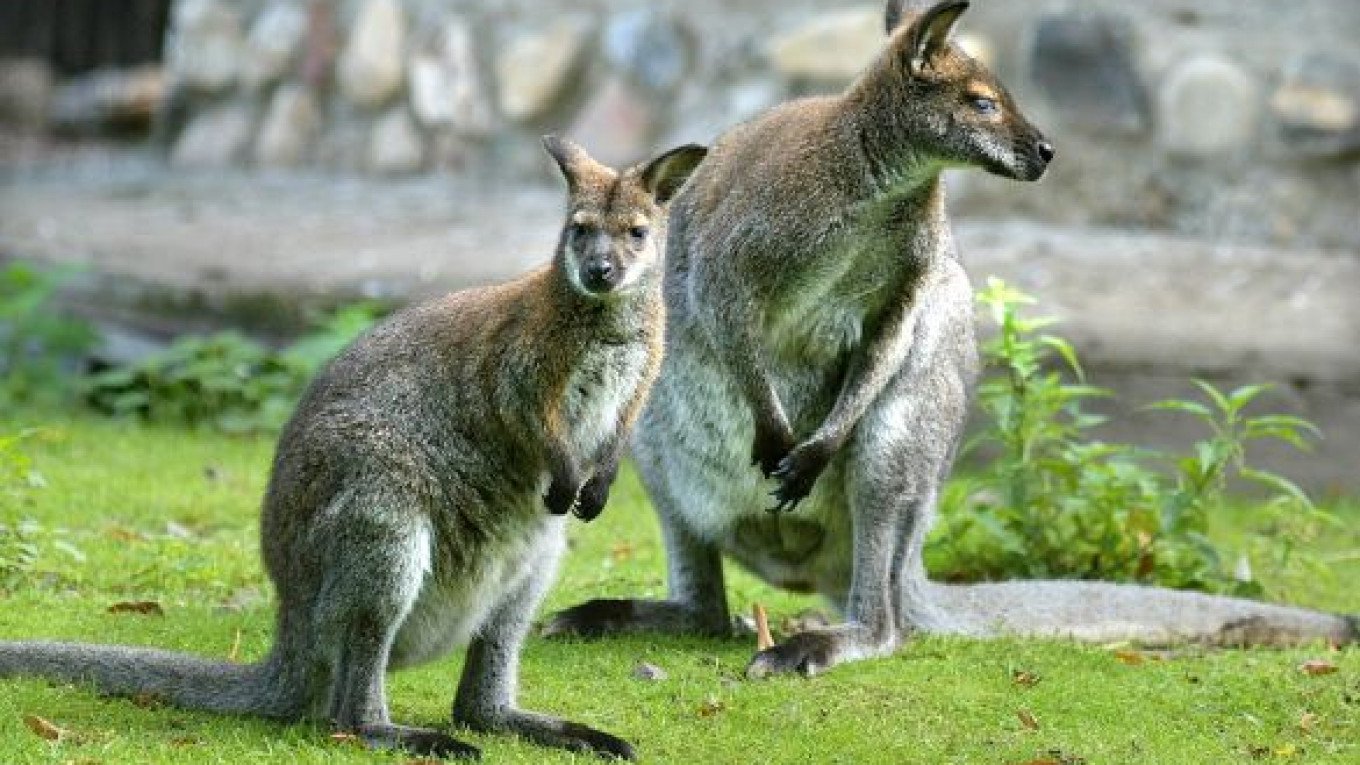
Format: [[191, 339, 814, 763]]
[[0, 136, 707, 759], [546, 0, 1356, 676]]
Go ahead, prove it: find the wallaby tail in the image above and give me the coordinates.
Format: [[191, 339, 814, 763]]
[[0, 641, 300, 718], [923, 580, 1357, 647]]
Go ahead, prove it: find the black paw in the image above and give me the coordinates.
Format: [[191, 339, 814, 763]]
[[767, 439, 834, 513], [750, 422, 795, 478], [745, 630, 838, 679], [543, 477, 580, 516], [542, 598, 639, 638], [573, 474, 612, 522], [561, 721, 637, 761], [355, 724, 481, 760]]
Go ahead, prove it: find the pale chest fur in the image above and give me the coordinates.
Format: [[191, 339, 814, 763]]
[[561, 342, 650, 464]]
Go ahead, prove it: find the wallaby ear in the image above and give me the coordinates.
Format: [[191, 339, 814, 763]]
[[638, 143, 708, 205], [906, 0, 969, 75], [542, 134, 592, 189]]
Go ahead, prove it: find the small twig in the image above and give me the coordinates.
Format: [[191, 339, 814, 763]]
[[227, 628, 243, 663], [753, 603, 774, 651]]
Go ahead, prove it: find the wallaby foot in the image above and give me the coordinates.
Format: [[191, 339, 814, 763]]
[[354, 722, 481, 760], [746, 625, 898, 679], [456, 707, 634, 761], [543, 598, 731, 638]]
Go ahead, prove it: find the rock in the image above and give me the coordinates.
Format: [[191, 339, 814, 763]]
[[0, 59, 53, 131], [604, 9, 691, 93], [240, 2, 309, 90], [337, 0, 406, 109], [1158, 55, 1258, 156], [172, 102, 255, 167], [567, 77, 656, 168], [1271, 52, 1360, 157], [766, 9, 882, 84], [408, 18, 493, 137], [49, 65, 165, 133], [1028, 11, 1148, 135], [632, 662, 668, 682], [496, 21, 590, 123], [368, 108, 424, 174], [254, 85, 320, 167], [166, 0, 243, 92]]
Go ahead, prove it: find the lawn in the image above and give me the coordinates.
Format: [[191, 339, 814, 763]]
[[1, 411, 1357, 764]]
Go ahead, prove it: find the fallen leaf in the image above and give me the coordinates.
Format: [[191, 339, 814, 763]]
[[753, 603, 774, 651], [329, 732, 363, 746], [1017, 709, 1040, 730], [1113, 649, 1146, 666], [23, 714, 66, 741], [105, 527, 144, 542], [1298, 659, 1339, 676], [1274, 744, 1298, 758], [609, 540, 634, 562], [169, 735, 204, 747], [1298, 711, 1319, 733], [107, 601, 164, 616], [1012, 669, 1041, 687], [1015, 760, 1060, 765], [130, 692, 165, 709], [696, 695, 726, 717]]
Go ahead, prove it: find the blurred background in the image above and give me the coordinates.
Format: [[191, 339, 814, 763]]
[[1, 0, 1357, 491]]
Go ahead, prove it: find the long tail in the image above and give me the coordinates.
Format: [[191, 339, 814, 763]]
[[0, 641, 299, 718], [921, 580, 1357, 647]]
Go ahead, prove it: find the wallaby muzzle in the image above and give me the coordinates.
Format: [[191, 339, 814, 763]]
[[579, 254, 624, 294]]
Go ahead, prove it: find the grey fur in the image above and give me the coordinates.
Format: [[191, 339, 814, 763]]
[[0, 137, 707, 759], [546, 0, 1354, 675]]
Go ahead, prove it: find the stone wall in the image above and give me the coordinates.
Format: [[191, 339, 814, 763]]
[[160, 0, 1360, 250]]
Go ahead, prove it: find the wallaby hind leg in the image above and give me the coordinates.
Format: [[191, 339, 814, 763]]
[[454, 548, 635, 761], [544, 473, 730, 638], [315, 499, 479, 760]]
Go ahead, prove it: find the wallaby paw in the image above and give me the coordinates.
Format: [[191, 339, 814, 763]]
[[573, 475, 611, 522], [767, 439, 834, 513], [559, 721, 637, 761], [542, 598, 642, 638], [355, 723, 481, 760], [750, 423, 796, 479], [745, 630, 839, 679], [543, 479, 580, 517]]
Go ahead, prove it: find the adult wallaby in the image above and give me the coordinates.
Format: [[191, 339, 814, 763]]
[[0, 136, 707, 759], [547, 0, 1356, 676]]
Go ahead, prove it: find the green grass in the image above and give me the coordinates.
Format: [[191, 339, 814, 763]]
[[1, 411, 1357, 764]]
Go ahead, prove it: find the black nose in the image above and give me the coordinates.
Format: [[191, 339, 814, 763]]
[[1037, 141, 1055, 163], [586, 261, 614, 281]]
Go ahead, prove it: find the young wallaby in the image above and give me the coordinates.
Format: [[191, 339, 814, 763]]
[[0, 136, 706, 759], [547, 0, 1356, 676]]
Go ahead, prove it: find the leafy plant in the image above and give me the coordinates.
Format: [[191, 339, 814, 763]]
[[0, 262, 98, 405], [927, 278, 1329, 598], [83, 303, 382, 433]]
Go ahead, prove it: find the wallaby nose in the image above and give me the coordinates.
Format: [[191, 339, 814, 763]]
[[582, 259, 617, 293], [1037, 140, 1055, 164]]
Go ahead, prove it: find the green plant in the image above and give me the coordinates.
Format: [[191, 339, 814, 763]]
[[0, 262, 98, 404], [83, 303, 382, 433], [927, 278, 1329, 597]]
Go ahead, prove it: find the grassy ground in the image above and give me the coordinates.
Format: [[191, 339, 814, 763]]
[[1, 411, 1357, 764]]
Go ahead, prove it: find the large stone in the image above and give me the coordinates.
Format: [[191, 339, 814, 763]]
[[496, 21, 590, 123], [337, 0, 406, 109], [1271, 52, 1360, 157], [567, 77, 656, 169], [1158, 55, 1258, 157], [369, 108, 425, 174], [408, 18, 492, 137], [240, 2, 309, 90], [0, 59, 53, 131], [254, 85, 320, 167], [604, 9, 691, 93], [166, 0, 243, 92], [172, 102, 255, 167], [766, 9, 882, 84], [1028, 12, 1148, 135]]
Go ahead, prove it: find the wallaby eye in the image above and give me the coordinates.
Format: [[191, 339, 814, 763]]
[[628, 226, 649, 244], [568, 222, 589, 239], [970, 96, 999, 115]]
